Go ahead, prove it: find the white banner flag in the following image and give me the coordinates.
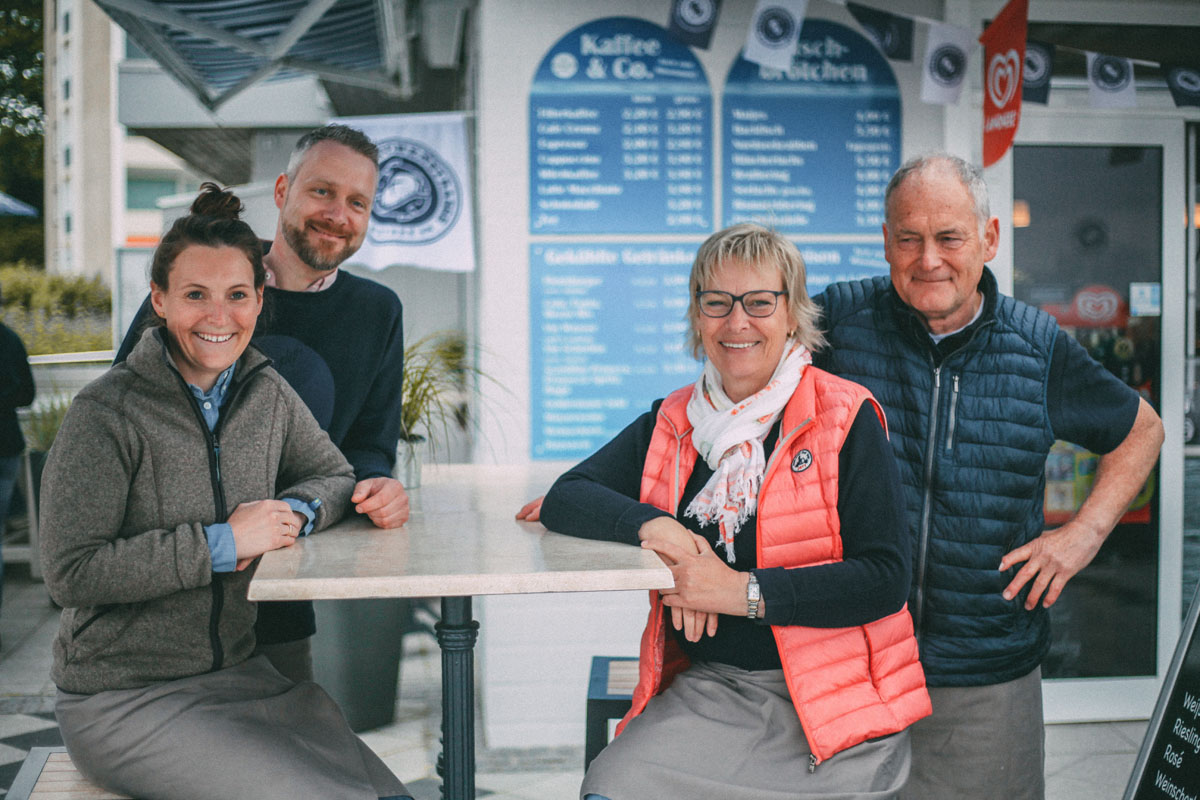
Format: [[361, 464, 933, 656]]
[[920, 22, 974, 105], [1086, 53, 1137, 109], [742, 0, 808, 71], [332, 112, 476, 273]]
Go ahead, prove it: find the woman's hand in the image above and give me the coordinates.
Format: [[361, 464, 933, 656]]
[[638, 520, 722, 641], [228, 500, 304, 569], [515, 495, 545, 521], [644, 533, 755, 639]]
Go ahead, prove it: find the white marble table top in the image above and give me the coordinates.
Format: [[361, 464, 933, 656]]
[[248, 462, 674, 601]]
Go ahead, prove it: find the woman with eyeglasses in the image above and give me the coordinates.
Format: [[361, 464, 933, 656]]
[[537, 223, 930, 799]]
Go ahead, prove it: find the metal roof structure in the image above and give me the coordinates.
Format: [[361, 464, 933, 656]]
[[93, 0, 414, 111]]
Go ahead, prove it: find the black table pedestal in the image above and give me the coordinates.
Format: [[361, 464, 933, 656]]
[[436, 596, 479, 800]]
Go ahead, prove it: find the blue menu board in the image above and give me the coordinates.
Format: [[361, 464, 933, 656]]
[[530, 243, 700, 459], [530, 17, 714, 234], [721, 18, 899, 283]]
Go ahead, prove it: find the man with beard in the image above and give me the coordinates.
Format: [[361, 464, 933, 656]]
[[115, 125, 409, 681]]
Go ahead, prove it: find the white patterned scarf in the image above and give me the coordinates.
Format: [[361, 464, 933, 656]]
[[683, 341, 811, 563]]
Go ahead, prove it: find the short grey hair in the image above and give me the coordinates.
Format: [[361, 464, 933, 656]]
[[687, 223, 826, 358], [285, 124, 380, 181], [885, 152, 991, 235]]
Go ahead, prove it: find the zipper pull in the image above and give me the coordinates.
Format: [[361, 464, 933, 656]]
[[809, 754, 817, 773]]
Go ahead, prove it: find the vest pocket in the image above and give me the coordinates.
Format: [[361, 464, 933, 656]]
[[944, 374, 960, 451]]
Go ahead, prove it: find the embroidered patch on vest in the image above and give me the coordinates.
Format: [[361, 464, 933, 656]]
[[791, 450, 813, 472]]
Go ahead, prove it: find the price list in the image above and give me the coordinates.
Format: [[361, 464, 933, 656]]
[[530, 17, 713, 234], [721, 19, 900, 239], [530, 244, 699, 459]]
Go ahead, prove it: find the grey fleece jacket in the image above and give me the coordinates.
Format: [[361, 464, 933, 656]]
[[41, 327, 355, 694]]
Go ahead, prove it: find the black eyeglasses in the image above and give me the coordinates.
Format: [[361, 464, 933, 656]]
[[695, 290, 787, 318]]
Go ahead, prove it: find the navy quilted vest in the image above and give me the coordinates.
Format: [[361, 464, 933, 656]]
[[814, 269, 1059, 687]]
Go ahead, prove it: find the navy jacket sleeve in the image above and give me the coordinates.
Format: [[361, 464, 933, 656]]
[[113, 295, 154, 365], [540, 402, 672, 544], [0, 325, 34, 410], [338, 302, 403, 481]]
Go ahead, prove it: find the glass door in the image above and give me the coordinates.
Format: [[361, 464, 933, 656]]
[[995, 110, 1185, 722]]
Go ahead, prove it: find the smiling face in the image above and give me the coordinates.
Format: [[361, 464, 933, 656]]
[[150, 245, 263, 391], [883, 163, 999, 334], [275, 140, 378, 273], [696, 259, 791, 403]]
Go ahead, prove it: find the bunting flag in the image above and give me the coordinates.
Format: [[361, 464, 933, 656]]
[[669, 0, 722, 50], [1086, 53, 1137, 108], [742, 0, 808, 71], [1022, 40, 1054, 104], [846, 2, 914, 61], [979, 0, 1027, 168], [920, 21, 974, 105], [1164, 64, 1200, 108]]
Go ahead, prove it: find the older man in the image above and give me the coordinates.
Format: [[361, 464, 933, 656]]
[[814, 153, 1163, 798], [116, 124, 409, 681]]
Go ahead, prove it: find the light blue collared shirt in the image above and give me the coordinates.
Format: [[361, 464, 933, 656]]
[[190, 365, 320, 572]]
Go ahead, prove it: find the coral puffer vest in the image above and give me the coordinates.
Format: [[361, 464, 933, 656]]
[[621, 367, 931, 764]]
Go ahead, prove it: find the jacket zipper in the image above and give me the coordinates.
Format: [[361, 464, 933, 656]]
[[914, 366, 941, 638], [945, 374, 960, 451], [174, 359, 270, 673]]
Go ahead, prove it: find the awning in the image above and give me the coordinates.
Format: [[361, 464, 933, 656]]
[[0, 191, 38, 218], [93, 0, 413, 111]]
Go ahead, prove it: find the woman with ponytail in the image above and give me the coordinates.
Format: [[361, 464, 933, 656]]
[[39, 184, 411, 800]]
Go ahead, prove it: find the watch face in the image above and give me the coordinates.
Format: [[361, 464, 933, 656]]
[[748, 579, 762, 601]]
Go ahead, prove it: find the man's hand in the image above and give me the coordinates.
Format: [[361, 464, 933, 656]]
[[999, 521, 1106, 610], [515, 495, 545, 522], [352, 477, 410, 528]]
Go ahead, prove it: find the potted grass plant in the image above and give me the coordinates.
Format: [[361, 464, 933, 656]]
[[396, 330, 486, 487]]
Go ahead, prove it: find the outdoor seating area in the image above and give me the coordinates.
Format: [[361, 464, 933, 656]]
[[0, 559, 1159, 800]]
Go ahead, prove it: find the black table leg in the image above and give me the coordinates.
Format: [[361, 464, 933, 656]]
[[437, 596, 479, 800]]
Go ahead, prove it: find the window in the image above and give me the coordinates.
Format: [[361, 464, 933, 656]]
[[62, 79, 70, 100], [63, 146, 70, 167], [126, 177, 177, 210]]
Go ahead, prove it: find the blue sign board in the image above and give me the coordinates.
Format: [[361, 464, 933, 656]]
[[722, 19, 900, 259], [530, 243, 700, 459], [530, 17, 714, 234]]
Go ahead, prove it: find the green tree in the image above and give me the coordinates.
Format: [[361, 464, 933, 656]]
[[0, 2, 43, 265]]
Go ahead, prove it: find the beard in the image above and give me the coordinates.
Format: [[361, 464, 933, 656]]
[[282, 217, 358, 273]]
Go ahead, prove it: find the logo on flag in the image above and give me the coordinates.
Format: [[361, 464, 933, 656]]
[[1166, 65, 1200, 107], [987, 50, 1021, 109], [675, 0, 718, 33], [670, 0, 721, 49], [846, 2, 913, 61], [1022, 41, 1053, 104], [370, 138, 462, 245], [929, 44, 967, 86], [755, 6, 796, 48], [1090, 55, 1132, 93]]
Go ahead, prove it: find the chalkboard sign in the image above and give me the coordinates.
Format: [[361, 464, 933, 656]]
[[1125, 582, 1200, 798]]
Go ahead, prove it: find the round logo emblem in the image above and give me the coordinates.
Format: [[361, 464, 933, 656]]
[[929, 44, 967, 87], [1091, 55, 1131, 93], [1023, 44, 1051, 90], [674, 0, 717, 33], [755, 7, 795, 49], [1170, 66, 1200, 99], [369, 138, 462, 245], [791, 449, 813, 473], [550, 52, 578, 80]]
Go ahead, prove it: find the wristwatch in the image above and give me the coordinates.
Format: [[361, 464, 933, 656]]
[[746, 572, 761, 620]]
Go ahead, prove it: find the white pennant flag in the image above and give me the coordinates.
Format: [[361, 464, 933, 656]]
[[920, 21, 975, 105], [742, 0, 808, 71], [1086, 52, 1137, 108]]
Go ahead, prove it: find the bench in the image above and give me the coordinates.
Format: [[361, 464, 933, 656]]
[[7, 747, 132, 799], [584, 655, 638, 770]]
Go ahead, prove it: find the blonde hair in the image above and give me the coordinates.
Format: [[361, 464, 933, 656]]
[[687, 223, 826, 358]]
